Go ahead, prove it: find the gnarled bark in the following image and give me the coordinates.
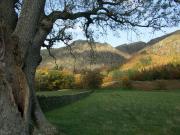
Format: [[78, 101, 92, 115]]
[[0, 36, 29, 134], [23, 44, 58, 135], [0, 34, 58, 135], [0, 0, 57, 134], [0, 74, 26, 135]]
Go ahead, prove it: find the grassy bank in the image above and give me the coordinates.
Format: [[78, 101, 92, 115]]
[[44, 89, 180, 135]]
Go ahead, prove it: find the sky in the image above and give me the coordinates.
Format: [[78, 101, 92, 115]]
[[44, 0, 180, 48], [55, 26, 180, 48], [95, 27, 180, 47]]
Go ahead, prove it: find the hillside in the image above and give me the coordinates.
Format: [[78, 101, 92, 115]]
[[116, 41, 147, 54], [39, 40, 131, 71], [120, 30, 180, 71]]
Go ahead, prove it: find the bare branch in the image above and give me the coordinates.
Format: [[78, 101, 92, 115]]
[[38, 0, 179, 69]]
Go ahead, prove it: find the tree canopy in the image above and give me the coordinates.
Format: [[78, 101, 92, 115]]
[[12, 0, 180, 49]]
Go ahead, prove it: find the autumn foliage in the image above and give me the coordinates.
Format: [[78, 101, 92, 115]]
[[35, 69, 75, 91], [35, 69, 103, 90], [130, 63, 180, 81], [80, 70, 103, 89]]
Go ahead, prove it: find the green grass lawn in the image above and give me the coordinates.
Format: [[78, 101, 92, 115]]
[[44, 89, 180, 135]]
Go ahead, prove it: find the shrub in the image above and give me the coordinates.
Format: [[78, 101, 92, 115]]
[[121, 76, 132, 89], [35, 69, 75, 91], [102, 75, 113, 84], [47, 70, 64, 90], [109, 69, 137, 82], [111, 70, 125, 81], [130, 63, 180, 81], [81, 70, 103, 89], [61, 74, 75, 89], [35, 71, 49, 91], [74, 74, 83, 88]]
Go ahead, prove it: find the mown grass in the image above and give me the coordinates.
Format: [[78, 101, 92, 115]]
[[44, 89, 180, 135]]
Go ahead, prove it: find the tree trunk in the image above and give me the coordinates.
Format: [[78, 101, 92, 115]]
[[23, 44, 58, 135], [0, 0, 59, 134], [0, 73, 26, 135], [0, 14, 58, 135], [0, 37, 58, 135], [0, 36, 29, 134]]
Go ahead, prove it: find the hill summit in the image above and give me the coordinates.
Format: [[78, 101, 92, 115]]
[[120, 30, 180, 71], [39, 30, 180, 71], [116, 41, 147, 55], [39, 40, 131, 71]]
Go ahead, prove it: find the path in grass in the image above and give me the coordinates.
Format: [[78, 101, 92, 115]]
[[45, 89, 180, 135]]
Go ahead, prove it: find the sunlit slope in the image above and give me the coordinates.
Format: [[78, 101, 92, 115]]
[[116, 41, 147, 55], [120, 30, 180, 71], [40, 40, 131, 70]]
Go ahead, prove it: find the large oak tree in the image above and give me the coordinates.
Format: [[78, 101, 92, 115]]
[[0, 0, 179, 134]]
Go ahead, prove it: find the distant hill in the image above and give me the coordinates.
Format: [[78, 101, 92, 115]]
[[116, 30, 180, 55], [147, 30, 180, 46], [39, 30, 180, 72], [116, 41, 147, 55], [120, 30, 180, 71], [39, 40, 131, 71]]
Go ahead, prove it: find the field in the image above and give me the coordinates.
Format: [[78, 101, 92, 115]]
[[42, 89, 180, 135]]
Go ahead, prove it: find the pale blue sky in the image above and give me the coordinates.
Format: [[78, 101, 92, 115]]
[[55, 26, 180, 48], [46, 0, 180, 48], [95, 27, 180, 46]]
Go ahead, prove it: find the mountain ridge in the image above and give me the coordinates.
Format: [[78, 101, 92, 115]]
[[39, 30, 180, 71], [39, 41, 130, 70], [120, 30, 180, 71], [116, 41, 147, 55]]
